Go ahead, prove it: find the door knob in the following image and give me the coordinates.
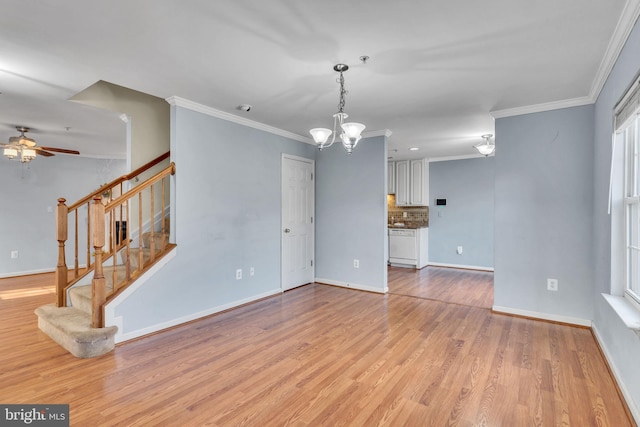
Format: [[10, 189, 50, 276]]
[[284, 228, 291, 233]]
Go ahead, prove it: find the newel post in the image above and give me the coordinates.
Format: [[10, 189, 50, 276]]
[[91, 196, 106, 328], [55, 198, 68, 307]]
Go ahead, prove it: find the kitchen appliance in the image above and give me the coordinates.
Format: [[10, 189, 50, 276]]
[[389, 228, 417, 262]]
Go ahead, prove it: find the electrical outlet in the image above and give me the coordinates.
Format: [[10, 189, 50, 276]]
[[236, 269, 242, 280], [547, 278, 558, 291], [11, 250, 19, 259], [456, 246, 463, 255], [403, 212, 408, 218], [353, 259, 359, 268], [250, 267, 255, 276]]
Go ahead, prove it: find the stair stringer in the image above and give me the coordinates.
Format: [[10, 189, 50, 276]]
[[104, 246, 177, 344]]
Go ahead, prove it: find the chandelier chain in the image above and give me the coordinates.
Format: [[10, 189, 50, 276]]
[[337, 72, 347, 114]]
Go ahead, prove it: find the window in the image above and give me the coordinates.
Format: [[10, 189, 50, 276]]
[[623, 118, 640, 306], [617, 76, 640, 310]]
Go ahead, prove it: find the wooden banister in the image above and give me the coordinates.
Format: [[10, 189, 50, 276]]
[[68, 151, 170, 211], [55, 151, 176, 327], [105, 163, 175, 211]]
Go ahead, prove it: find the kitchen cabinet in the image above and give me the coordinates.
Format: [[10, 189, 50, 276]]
[[394, 158, 429, 206], [387, 161, 395, 194], [395, 160, 409, 203], [388, 227, 428, 268]]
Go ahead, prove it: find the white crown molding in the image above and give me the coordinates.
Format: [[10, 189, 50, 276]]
[[590, 0, 640, 101], [490, 96, 593, 119], [166, 96, 310, 143], [363, 129, 393, 138], [428, 153, 493, 162], [166, 96, 391, 146], [492, 0, 640, 119]]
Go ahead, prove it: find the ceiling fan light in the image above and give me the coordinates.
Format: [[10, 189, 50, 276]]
[[4, 147, 18, 159], [21, 148, 36, 162], [310, 128, 332, 144]]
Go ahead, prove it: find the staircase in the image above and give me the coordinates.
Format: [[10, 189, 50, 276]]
[[36, 153, 175, 358]]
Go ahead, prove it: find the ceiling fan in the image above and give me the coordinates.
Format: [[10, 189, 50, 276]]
[[1, 126, 80, 163]]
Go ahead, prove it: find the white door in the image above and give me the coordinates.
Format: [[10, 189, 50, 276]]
[[281, 155, 314, 291]]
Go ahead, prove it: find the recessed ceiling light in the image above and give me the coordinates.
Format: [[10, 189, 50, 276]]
[[409, 147, 419, 151]]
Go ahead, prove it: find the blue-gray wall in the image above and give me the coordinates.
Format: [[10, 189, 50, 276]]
[[113, 106, 317, 333], [429, 157, 494, 269], [315, 136, 388, 292], [592, 15, 640, 415], [494, 105, 595, 322], [114, 108, 387, 335], [0, 156, 126, 276]]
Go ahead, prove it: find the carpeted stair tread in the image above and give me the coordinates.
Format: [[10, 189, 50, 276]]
[[142, 231, 170, 249], [120, 247, 152, 270], [69, 286, 93, 315], [35, 304, 117, 358]]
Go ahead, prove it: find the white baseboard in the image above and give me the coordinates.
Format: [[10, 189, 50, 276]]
[[492, 305, 592, 327], [428, 262, 494, 272], [0, 267, 55, 278], [314, 277, 388, 294], [106, 250, 281, 344], [592, 323, 640, 425], [111, 287, 282, 344]]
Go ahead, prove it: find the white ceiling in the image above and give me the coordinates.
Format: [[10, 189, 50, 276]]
[[0, 0, 634, 161]]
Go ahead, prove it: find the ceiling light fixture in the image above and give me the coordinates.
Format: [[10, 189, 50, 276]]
[[474, 134, 495, 157], [310, 64, 365, 154], [1, 126, 80, 163], [3, 127, 37, 163]]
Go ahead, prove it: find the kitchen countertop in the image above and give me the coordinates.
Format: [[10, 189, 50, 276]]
[[388, 222, 428, 229]]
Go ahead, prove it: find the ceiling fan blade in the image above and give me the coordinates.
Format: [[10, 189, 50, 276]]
[[39, 146, 80, 155], [35, 148, 55, 157]]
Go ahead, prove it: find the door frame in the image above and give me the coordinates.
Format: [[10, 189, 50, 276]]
[[281, 153, 315, 291]]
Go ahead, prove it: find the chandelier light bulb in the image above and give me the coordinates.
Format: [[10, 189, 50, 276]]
[[309, 128, 332, 145]]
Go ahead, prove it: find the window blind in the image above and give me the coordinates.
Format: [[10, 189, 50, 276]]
[[615, 76, 640, 131]]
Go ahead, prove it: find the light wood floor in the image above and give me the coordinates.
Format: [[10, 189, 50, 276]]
[[0, 268, 634, 426]]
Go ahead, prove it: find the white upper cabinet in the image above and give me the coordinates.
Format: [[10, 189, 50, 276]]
[[394, 158, 429, 206], [394, 160, 410, 205], [387, 161, 395, 194]]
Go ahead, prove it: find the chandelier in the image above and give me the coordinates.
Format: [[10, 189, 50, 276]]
[[474, 134, 495, 157], [3, 127, 37, 163], [309, 64, 365, 154]]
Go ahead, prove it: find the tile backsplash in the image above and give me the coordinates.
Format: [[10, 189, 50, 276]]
[[387, 194, 429, 226]]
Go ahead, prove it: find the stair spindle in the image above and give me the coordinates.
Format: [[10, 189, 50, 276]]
[[55, 198, 68, 307], [91, 196, 106, 328]]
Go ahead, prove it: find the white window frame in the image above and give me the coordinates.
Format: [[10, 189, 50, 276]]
[[622, 116, 640, 311]]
